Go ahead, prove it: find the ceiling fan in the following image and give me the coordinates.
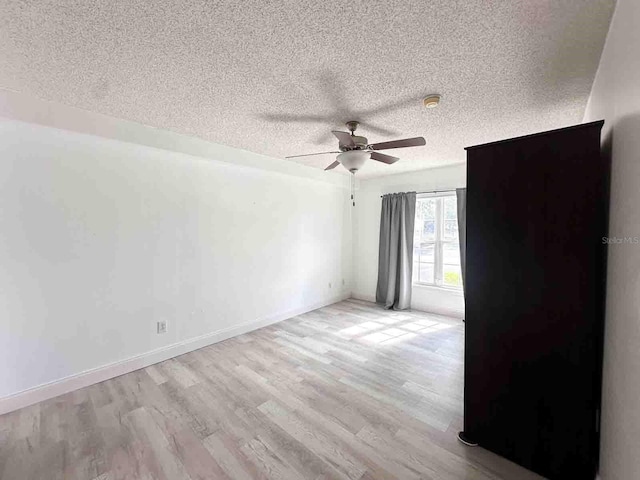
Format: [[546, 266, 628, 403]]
[[285, 121, 426, 173]]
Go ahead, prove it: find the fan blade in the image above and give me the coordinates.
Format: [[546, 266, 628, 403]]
[[370, 137, 426, 150], [324, 161, 340, 170], [312, 130, 337, 145], [370, 151, 400, 164], [332, 131, 355, 147], [285, 151, 340, 159]]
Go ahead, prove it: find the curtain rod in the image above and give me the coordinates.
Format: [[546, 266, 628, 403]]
[[380, 188, 458, 198]]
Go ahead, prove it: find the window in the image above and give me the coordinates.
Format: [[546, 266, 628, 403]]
[[413, 193, 462, 288]]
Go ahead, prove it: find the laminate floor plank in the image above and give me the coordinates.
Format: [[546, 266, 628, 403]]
[[0, 300, 544, 480]]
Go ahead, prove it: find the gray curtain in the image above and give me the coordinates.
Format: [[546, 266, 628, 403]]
[[456, 188, 467, 295], [376, 192, 416, 310]]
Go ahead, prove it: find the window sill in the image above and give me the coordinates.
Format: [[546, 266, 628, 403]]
[[412, 283, 464, 295]]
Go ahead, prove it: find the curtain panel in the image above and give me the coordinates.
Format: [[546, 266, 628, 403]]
[[456, 188, 467, 296], [376, 192, 417, 310]]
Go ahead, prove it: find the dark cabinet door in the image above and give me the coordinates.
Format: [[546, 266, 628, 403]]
[[463, 122, 606, 480]]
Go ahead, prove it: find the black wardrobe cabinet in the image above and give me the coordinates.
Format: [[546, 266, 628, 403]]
[[461, 121, 608, 480]]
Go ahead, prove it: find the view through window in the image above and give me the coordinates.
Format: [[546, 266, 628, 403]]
[[413, 193, 462, 288]]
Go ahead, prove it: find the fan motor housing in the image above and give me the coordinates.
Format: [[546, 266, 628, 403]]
[[340, 135, 369, 151]]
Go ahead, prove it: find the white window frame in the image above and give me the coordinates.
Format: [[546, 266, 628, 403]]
[[413, 192, 462, 290]]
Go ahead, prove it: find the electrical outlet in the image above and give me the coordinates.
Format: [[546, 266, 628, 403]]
[[157, 321, 167, 334]]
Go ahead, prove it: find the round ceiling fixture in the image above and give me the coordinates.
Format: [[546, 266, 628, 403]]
[[337, 150, 371, 173], [423, 94, 441, 108]]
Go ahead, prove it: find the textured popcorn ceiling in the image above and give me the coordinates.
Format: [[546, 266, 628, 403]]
[[0, 1, 615, 178]]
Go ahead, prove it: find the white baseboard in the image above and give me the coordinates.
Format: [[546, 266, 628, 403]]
[[351, 292, 377, 303], [414, 304, 465, 320], [351, 292, 464, 320], [0, 293, 350, 416]]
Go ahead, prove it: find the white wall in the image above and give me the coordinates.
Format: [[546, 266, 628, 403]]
[[0, 117, 352, 411], [582, 1, 640, 478], [353, 164, 466, 318]]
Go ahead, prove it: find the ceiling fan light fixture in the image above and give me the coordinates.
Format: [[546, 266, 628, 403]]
[[288, 122, 426, 172], [337, 150, 370, 173]]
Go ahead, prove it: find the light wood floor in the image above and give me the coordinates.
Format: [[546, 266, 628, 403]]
[[0, 300, 544, 480]]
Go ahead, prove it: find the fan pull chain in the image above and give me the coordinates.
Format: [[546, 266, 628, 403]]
[[351, 172, 356, 207]]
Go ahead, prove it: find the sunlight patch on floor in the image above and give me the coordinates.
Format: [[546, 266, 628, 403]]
[[339, 315, 457, 345]]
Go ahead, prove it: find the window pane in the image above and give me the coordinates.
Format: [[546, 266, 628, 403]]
[[416, 198, 437, 241], [423, 220, 436, 240], [414, 238, 435, 284], [443, 264, 462, 287], [419, 262, 435, 284], [444, 196, 457, 220], [444, 219, 458, 240], [443, 197, 459, 240], [418, 198, 436, 219], [414, 244, 434, 263], [443, 243, 460, 265], [418, 244, 435, 262]]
